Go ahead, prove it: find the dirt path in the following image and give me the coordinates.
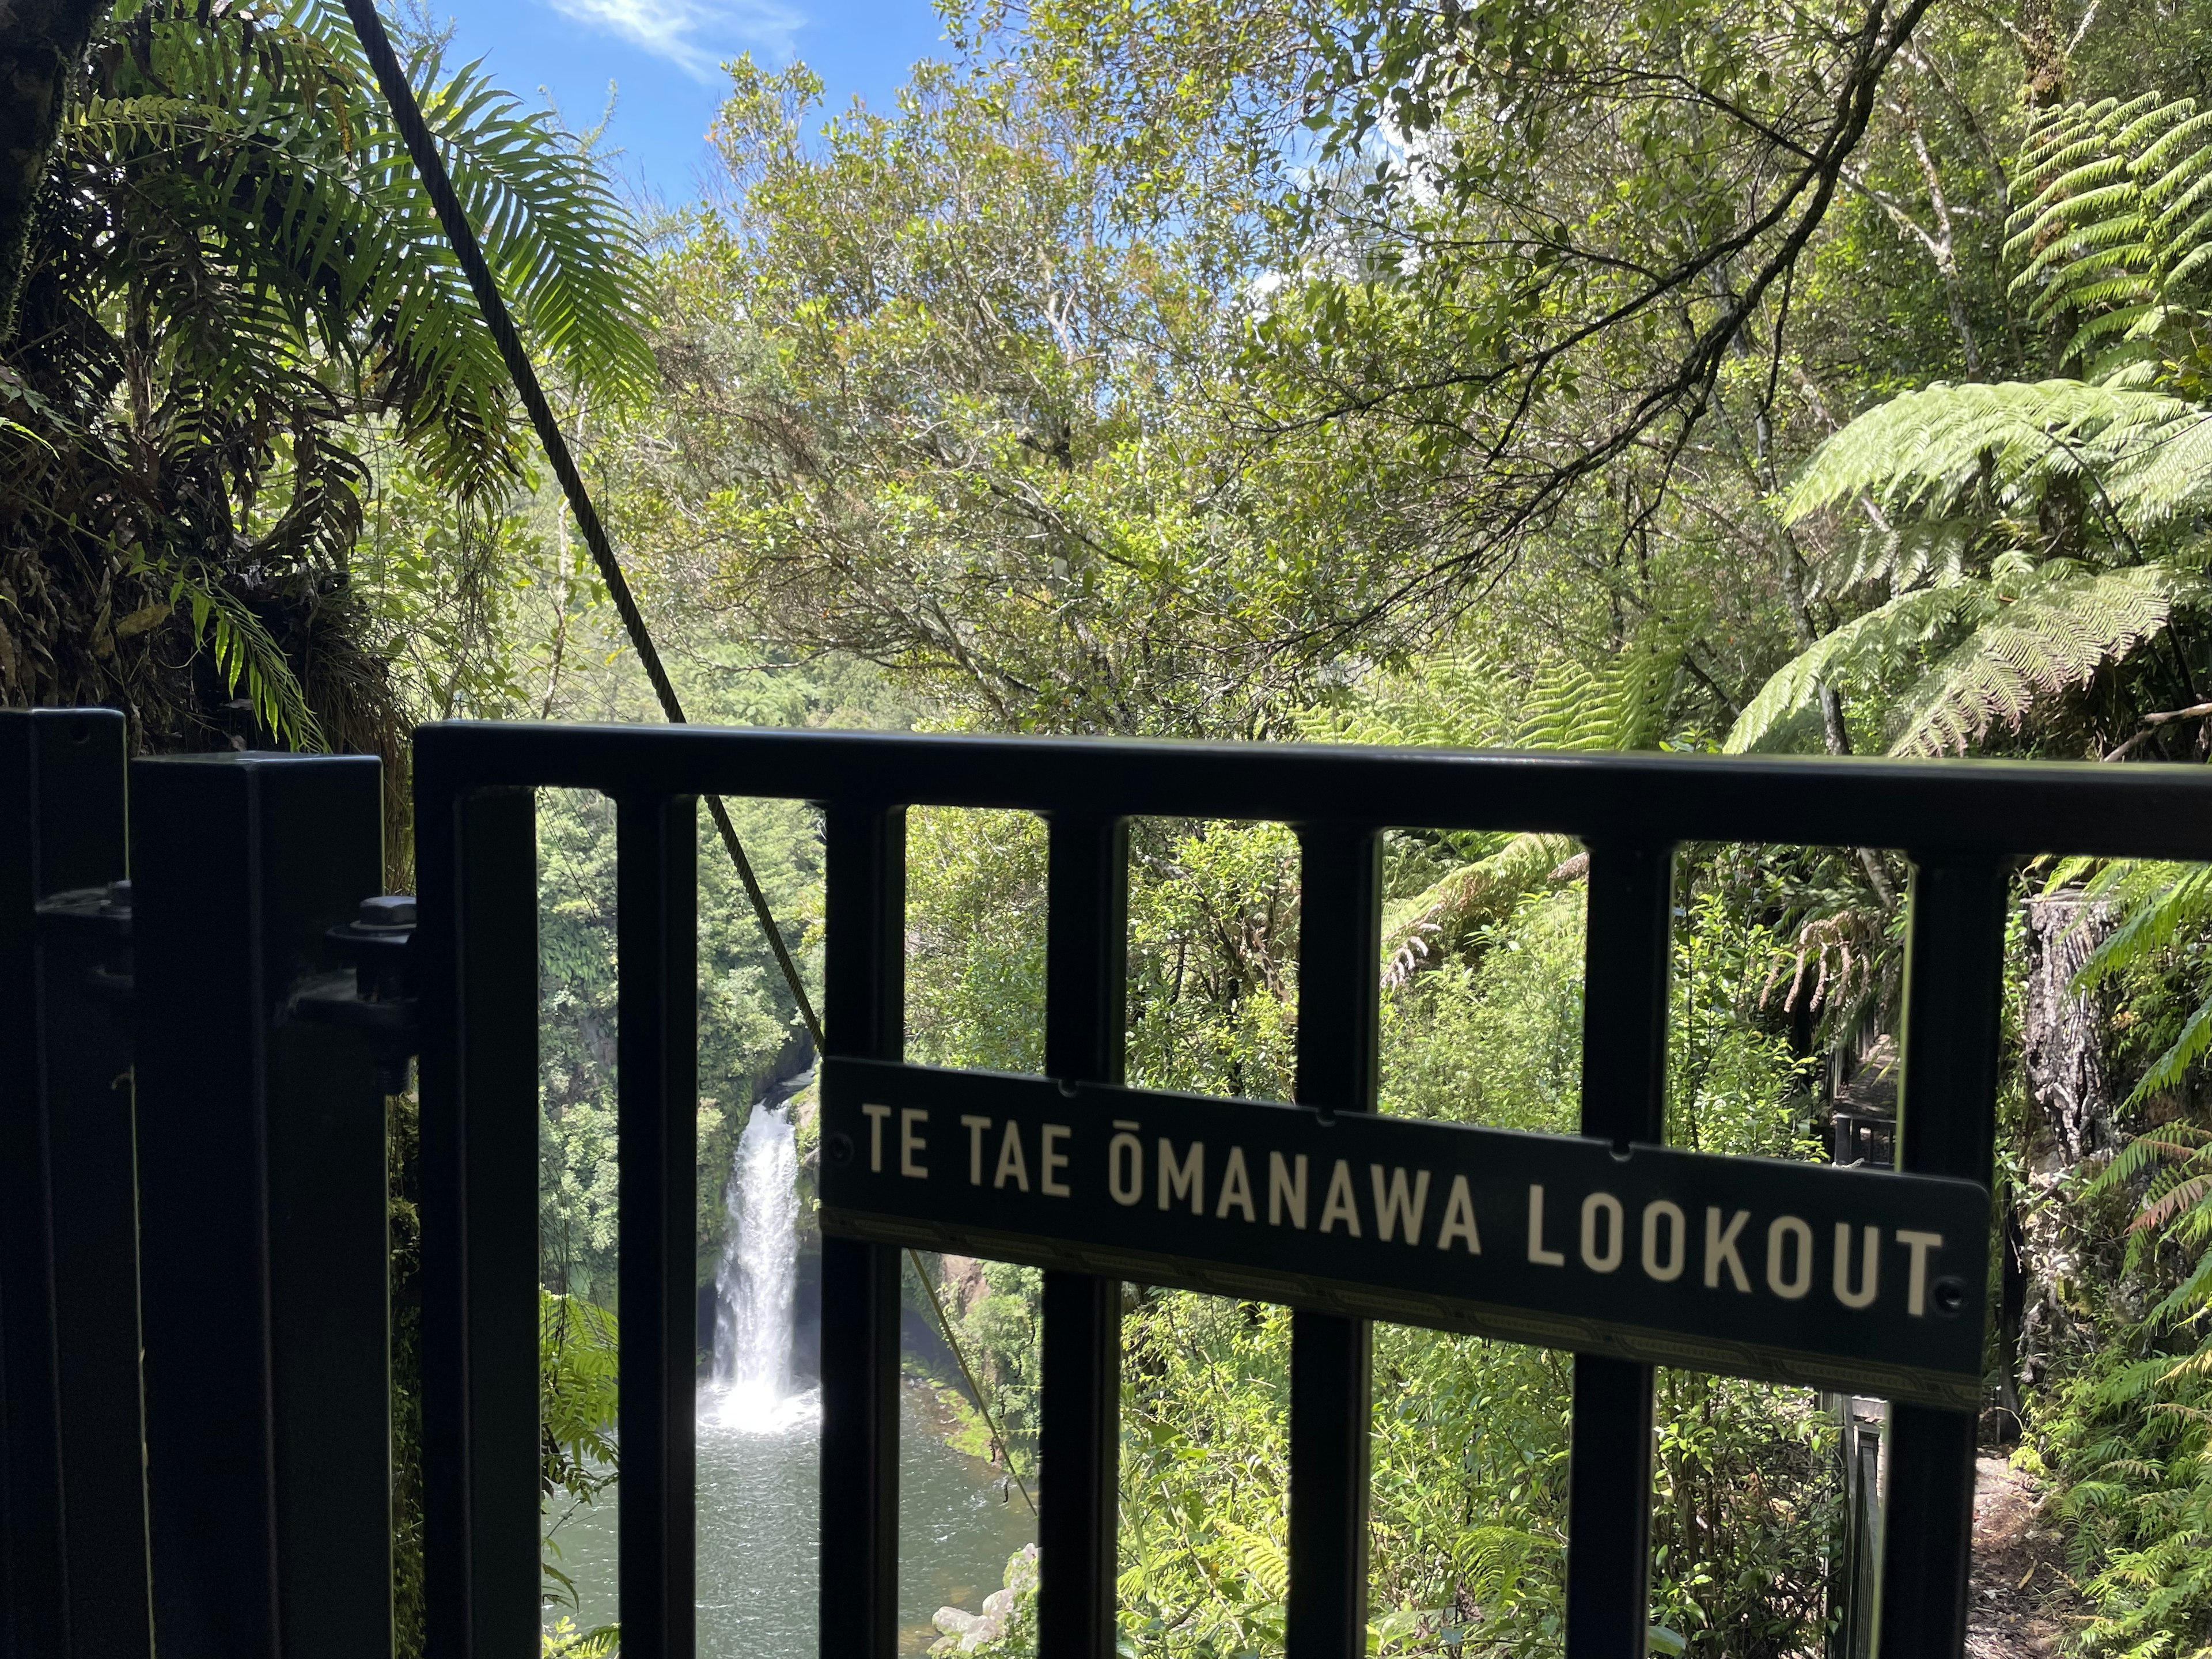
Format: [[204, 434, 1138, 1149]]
[[1965, 1455, 2082, 1657]]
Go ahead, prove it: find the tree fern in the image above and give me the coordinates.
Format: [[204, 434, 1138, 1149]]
[[1778, 378, 2212, 532], [1727, 584, 1982, 753], [2007, 93, 2212, 385], [1741, 89, 2212, 768], [1213, 1518, 1290, 1604], [1726, 556, 2191, 759], [4, 0, 652, 749], [1883, 558, 2188, 755]]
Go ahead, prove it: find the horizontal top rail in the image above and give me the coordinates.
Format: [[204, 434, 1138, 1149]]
[[416, 721, 2212, 860]]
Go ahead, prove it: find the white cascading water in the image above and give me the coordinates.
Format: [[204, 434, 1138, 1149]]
[[707, 1103, 813, 1433]]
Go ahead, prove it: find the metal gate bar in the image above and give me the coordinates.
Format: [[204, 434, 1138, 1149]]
[[416, 780, 542, 1654], [1037, 812, 1129, 1659], [0, 710, 146, 1659], [1286, 824, 1383, 1658], [1566, 840, 1675, 1656], [409, 720, 2212, 1659], [817, 803, 906, 1656], [616, 795, 700, 1654], [1879, 859, 2008, 1650]]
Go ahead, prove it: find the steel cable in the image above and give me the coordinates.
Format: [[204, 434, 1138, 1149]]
[[339, 0, 824, 1048]]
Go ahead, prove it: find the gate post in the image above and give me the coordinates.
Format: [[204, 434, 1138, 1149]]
[[130, 754, 392, 1658], [0, 708, 149, 1659], [413, 771, 540, 1659], [616, 793, 699, 1656]]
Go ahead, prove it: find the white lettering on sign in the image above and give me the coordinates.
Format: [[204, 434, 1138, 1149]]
[[1896, 1229, 1944, 1316], [1527, 1185, 1566, 1267], [1437, 1175, 1481, 1255], [1109, 1123, 1143, 1206], [1581, 1192, 1624, 1273], [1160, 1140, 1205, 1214], [1217, 1147, 1256, 1221], [1320, 1160, 1361, 1237], [960, 1115, 990, 1184], [1834, 1224, 1879, 1309], [1642, 1200, 1685, 1283], [1270, 1153, 1308, 1229], [995, 1121, 1029, 1192], [846, 1088, 1974, 1330], [1705, 1207, 1751, 1292], [1041, 1126, 1071, 1197], [1371, 1166, 1430, 1245], [1767, 1215, 1813, 1300]]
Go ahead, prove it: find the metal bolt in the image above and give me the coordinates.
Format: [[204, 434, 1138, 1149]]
[[358, 893, 417, 929], [828, 1132, 854, 1165], [1933, 1277, 1967, 1315], [101, 879, 132, 914]]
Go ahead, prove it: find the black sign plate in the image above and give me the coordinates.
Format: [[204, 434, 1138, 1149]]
[[818, 1059, 1989, 1408]]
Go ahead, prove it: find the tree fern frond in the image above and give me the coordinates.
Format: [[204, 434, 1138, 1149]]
[[1381, 831, 1579, 985], [2008, 92, 2212, 377], [1883, 560, 2186, 755], [1725, 585, 1984, 753], [1515, 645, 1680, 752], [1780, 380, 2205, 532]]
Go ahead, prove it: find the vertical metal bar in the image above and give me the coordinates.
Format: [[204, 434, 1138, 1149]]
[[1287, 821, 1380, 1659], [1877, 857, 2006, 1659], [0, 709, 146, 1659], [820, 803, 906, 1659], [1565, 838, 1673, 1659], [415, 752, 541, 1658], [1040, 813, 1128, 1659], [131, 754, 390, 1657], [0, 711, 90, 1659], [617, 794, 699, 1659]]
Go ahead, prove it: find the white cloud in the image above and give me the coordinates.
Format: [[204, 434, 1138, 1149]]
[[544, 0, 803, 81]]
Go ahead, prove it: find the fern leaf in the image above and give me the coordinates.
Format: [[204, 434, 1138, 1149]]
[[1883, 560, 2186, 755], [1725, 585, 1984, 753]]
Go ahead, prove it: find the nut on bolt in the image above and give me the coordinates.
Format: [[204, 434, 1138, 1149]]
[[356, 893, 416, 930]]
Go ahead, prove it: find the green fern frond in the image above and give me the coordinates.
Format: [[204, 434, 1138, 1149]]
[[1779, 380, 2207, 532], [1725, 585, 1983, 752], [1883, 560, 2187, 755], [1381, 831, 1580, 983], [2008, 92, 2212, 378], [1213, 1519, 1290, 1603], [1294, 647, 1518, 749], [164, 569, 327, 752]]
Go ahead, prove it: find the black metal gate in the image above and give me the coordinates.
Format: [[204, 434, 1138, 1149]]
[[12, 707, 2212, 1658]]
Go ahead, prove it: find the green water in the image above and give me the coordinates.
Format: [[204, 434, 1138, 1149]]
[[541, 1382, 1035, 1656]]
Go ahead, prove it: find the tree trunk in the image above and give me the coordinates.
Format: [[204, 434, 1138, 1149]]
[[2014, 889, 2117, 1403], [0, 0, 111, 340]]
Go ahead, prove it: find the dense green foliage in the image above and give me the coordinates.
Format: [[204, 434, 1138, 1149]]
[[0, 0, 649, 768], [25, 0, 2212, 1649]]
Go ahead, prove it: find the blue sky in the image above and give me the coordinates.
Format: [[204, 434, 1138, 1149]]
[[423, 0, 952, 204]]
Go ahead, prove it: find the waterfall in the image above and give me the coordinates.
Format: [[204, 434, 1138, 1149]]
[[707, 1101, 810, 1433]]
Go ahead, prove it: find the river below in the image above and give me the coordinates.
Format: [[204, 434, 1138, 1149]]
[[541, 1380, 1036, 1656]]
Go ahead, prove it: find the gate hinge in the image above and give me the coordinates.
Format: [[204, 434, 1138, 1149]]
[[290, 895, 419, 1093], [35, 880, 137, 1011]]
